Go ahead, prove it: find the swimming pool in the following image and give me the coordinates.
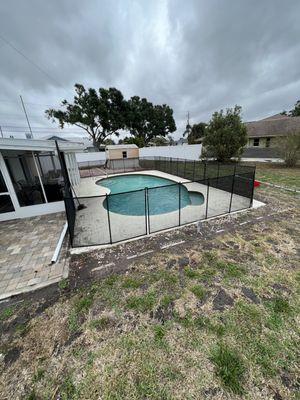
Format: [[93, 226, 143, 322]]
[[97, 174, 204, 216]]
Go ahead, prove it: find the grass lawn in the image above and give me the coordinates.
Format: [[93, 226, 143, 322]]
[[254, 163, 300, 190], [0, 185, 299, 399]]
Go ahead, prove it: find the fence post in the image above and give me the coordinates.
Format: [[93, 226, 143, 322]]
[[144, 188, 148, 234], [205, 179, 210, 219], [217, 162, 220, 184], [178, 183, 181, 226], [123, 157, 125, 173], [193, 160, 196, 182], [106, 194, 113, 244], [228, 164, 237, 213], [146, 187, 151, 234], [177, 158, 179, 176], [250, 166, 256, 207], [203, 162, 207, 180], [184, 159, 186, 179]]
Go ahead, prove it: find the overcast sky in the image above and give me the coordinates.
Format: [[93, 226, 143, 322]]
[[1, 0, 300, 140]]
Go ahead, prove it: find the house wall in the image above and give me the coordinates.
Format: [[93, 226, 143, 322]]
[[75, 144, 203, 165], [140, 144, 202, 160], [247, 137, 277, 148], [106, 148, 139, 160]]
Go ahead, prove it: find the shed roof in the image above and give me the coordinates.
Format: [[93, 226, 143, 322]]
[[245, 116, 300, 138], [0, 137, 85, 152], [105, 144, 138, 150]]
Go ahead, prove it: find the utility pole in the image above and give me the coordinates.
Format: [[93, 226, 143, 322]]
[[20, 95, 33, 139]]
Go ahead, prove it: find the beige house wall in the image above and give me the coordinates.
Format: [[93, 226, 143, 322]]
[[247, 137, 279, 148], [106, 148, 139, 160]]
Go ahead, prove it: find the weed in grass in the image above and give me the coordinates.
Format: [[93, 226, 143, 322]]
[[210, 343, 246, 394], [33, 368, 45, 382], [255, 339, 279, 377], [104, 274, 119, 287], [26, 390, 37, 400], [190, 285, 206, 300], [122, 276, 143, 289], [126, 291, 157, 312], [160, 294, 175, 308], [198, 267, 216, 283], [216, 261, 245, 279], [68, 310, 79, 333], [153, 324, 166, 342], [208, 322, 226, 337], [58, 375, 78, 400], [229, 301, 264, 336], [15, 323, 30, 336], [90, 316, 110, 330], [159, 270, 179, 287], [194, 315, 210, 329], [74, 294, 94, 314], [68, 292, 95, 332], [0, 306, 15, 321], [266, 312, 284, 330], [134, 362, 172, 400], [162, 365, 182, 381], [58, 278, 69, 290], [174, 311, 194, 328], [202, 251, 218, 264], [184, 267, 200, 279], [269, 297, 291, 314], [86, 351, 95, 367]]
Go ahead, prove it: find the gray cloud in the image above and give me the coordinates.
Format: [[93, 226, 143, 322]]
[[0, 0, 299, 139]]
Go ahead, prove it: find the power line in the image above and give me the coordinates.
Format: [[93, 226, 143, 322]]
[[20, 95, 33, 138], [0, 99, 61, 107], [0, 34, 63, 87], [0, 124, 82, 130]]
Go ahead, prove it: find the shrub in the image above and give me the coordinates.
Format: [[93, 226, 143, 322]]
[[275, 132, 300, 167]]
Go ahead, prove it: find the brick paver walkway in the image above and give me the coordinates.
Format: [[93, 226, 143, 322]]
[[0, 213, 69, 300]]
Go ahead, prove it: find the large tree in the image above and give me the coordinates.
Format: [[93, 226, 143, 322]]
[[126, 96, 176, 146], [45, 84, 127, 150], [187, 122, 207, 144], [202, 105, 247, 162], [46, 85, 176, 149]]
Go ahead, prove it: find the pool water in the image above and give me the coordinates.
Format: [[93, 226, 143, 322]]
[[97, 174, 204, 216]]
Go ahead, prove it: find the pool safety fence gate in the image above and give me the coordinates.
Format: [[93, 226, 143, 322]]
[[65, 158, 256, 247]]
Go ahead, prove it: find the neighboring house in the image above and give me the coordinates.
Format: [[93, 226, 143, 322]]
[[243, 114, 300, 159], [0, 138, 84, 221], [105, 144, 139, 168]]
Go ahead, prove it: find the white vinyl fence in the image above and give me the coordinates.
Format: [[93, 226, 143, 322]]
[[75, 144, 202, 165]]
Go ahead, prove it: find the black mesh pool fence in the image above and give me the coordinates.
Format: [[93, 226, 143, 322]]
[[64, 160, 256, 247]]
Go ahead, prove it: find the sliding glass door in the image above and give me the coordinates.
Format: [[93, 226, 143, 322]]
[[0, 169, 14, 213]]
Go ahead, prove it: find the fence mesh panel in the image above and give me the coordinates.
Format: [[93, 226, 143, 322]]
[[180, 181, 207, 224], [230, 172, 254, 212], [107, 189, 147, 242], [65, 158, 256, 247], [71, 195, 111, 247], [148, 183, 180, 233], [206, 176, 233, 218]]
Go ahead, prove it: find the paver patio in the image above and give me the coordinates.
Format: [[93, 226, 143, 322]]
[[0, 213, 69, 300]]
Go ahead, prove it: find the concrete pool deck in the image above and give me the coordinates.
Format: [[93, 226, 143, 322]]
[[72, 170, 255, 247]]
